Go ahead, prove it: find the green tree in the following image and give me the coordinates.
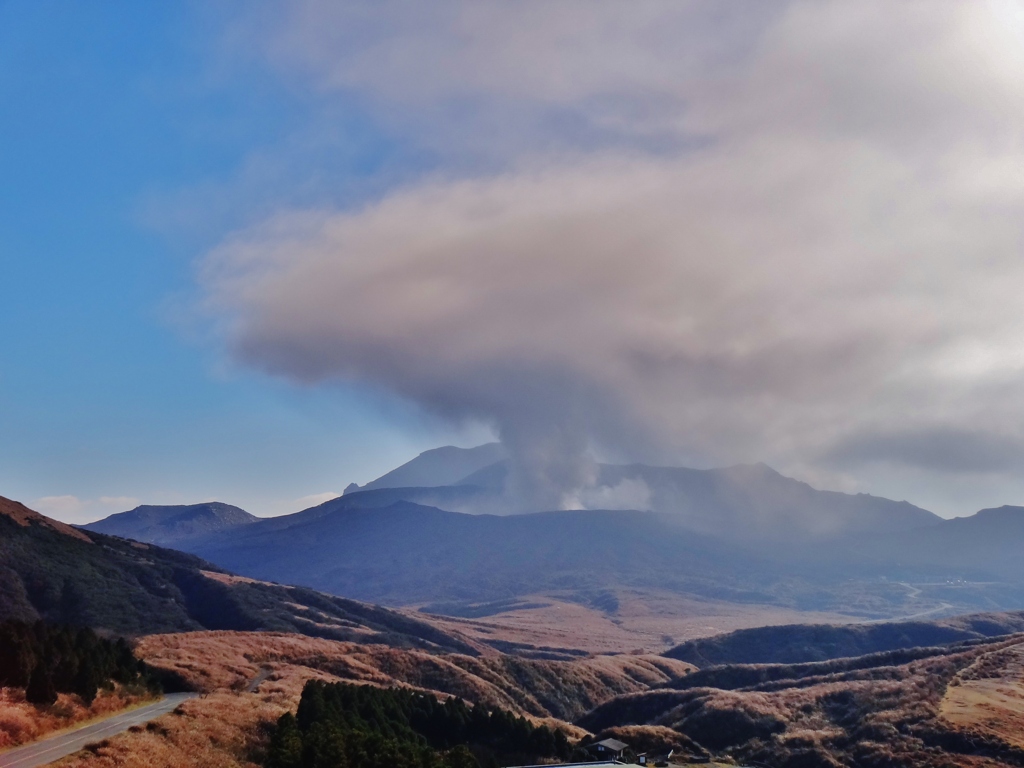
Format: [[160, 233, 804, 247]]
[[444, 745, 479, 768], [267, 712, 304, 768], [26, 662, 57, 706]]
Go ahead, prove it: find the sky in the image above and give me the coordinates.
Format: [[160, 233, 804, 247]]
[[4, 1, 1024, 522]]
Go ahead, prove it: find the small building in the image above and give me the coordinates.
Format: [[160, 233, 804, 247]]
[[588, 738, 630, 761]]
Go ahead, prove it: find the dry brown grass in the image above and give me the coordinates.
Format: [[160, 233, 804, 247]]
[[138, 631, 694, 720], [50, 629, 693, 768], [413, 589, 855, 655], [941, 640, 1024, 750], [54, 691, 282, 768], [582, 636, 1024, 767], [0, 685, 154, 750]]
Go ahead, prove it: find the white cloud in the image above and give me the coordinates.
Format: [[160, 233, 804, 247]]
[[33, 495, 84, 516]]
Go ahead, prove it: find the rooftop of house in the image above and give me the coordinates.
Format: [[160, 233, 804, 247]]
[[593, 739, 630, 752]]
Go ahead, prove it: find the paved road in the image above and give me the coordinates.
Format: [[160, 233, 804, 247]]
[[0, 693, 196, 768]]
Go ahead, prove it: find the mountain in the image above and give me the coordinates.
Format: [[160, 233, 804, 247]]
[[166, 452, 1022, 616], [856, 505, 1024, 582], [83, 502, 258, 547], [346, 443, 507, 494], [185, 500, 781, 607], [0, 494, 477, 653], [599, 462, 939, 543], [461, 458, 939, 542]]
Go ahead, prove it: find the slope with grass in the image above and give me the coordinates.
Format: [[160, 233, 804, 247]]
[[137, 630, 694, 720]]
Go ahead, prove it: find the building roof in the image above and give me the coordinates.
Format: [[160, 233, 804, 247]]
[[594, 738, 629, 752]]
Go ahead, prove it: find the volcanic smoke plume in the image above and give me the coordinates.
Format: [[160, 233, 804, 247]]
[[203, 1, 1024, 510]]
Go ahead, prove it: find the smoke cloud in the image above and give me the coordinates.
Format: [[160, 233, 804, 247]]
[[204, 1, 1024, 512]]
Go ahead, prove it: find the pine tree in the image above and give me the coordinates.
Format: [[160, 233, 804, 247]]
[[73, 656, 103, 704], [26, 662, 58, 706]]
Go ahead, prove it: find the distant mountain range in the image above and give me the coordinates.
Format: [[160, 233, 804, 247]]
[[80, 444, 1024, 618]]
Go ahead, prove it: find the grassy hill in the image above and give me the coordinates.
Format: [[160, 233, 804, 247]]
[[0, 494, 476, 653]]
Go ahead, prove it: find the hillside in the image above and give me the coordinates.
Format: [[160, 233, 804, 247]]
[[0, 494, 476, 653], [83, 502, 258, 547], [664, 610, 1024, 666], [49, 628, 690, 768], [138, 630, 694, 720]]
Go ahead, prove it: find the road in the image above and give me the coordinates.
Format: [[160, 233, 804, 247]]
[[857, 583, 955, 625], [0, 693, 196, 768], [246, 666, 272, 693]]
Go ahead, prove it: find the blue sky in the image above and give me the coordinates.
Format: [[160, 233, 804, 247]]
[[0, 2, 482, 521], [4, 2, 1024, 522]]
